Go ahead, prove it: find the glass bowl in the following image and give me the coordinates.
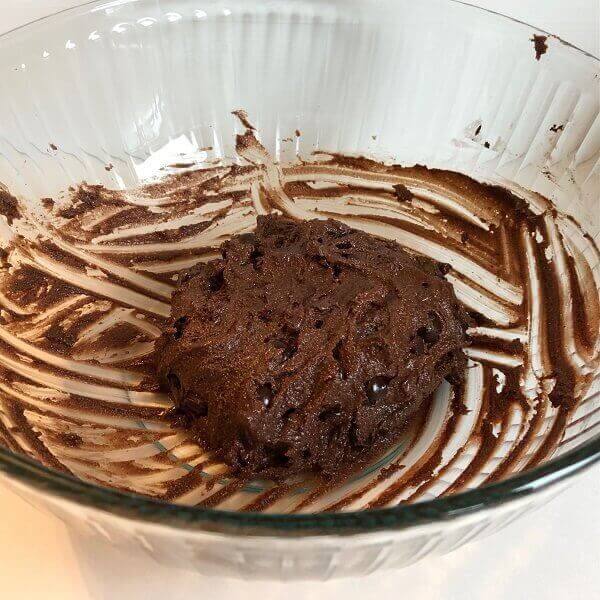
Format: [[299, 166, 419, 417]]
[[0, 0, 598, 580]]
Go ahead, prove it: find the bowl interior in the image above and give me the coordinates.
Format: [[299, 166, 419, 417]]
[[0, 0, 598, 517]]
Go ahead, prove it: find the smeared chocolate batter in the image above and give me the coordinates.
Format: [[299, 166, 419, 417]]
[[532, 34, 548, 60], [0, 187, 20, 225], [0, 113, 597, 511]]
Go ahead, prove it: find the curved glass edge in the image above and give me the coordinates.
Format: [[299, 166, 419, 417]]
[[453, 0, 598, 59], [0, 0, 597, 61], [1, 437, 598, 535], [0, 0, 598, 535]]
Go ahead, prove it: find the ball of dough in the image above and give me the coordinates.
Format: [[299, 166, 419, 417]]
[[157, 215, 469, 479]]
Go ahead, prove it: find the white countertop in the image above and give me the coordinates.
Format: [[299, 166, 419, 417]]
[[1, 473, 599, 600], [0, 2, 598, 599]]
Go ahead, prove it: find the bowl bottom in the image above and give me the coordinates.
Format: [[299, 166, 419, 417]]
[[0, 120, 598, 514]]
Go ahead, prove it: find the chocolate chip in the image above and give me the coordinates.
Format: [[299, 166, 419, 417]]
[[314, 254, 330, 270], [185, 400, 208, 417], [179, 271, 193, 284], [409, 336, 425, 355], [281, 345, 297, 361], [417, 311, 442, 344], [236, 450, 249, 467], [249, 247, 263, 269], [258, 309, 273, 323], [332, 340, 347, 379], [161, 405, 180, 419], [318, 404, 341, 421], [348, 419, 360, 447], [437, 262, 452, 276], [366, 376, 390, 403], [314, 319, 324, 329], [282, 407, 296, 421], [273, 327, 298, 361], [173, 316, 188, 339], [258, 383, 273, 407], [332, 340, 343, 361], [335, 241, 353, 250], [208, 270, 224, 292], [263, 443, 290, 467], [445, 370, 462, 386], [239, 425, 253, 449], [166, 372, 183, 401]]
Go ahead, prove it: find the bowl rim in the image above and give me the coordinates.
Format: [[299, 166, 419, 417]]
[[1, 0, 598, 60], [1, 435, 599, 534], [0, 0, 599, 535]]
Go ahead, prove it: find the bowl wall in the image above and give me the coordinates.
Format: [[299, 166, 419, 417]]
[[0, 0, 598, 580]]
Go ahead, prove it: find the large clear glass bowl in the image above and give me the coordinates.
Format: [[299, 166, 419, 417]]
[[0, 0, 598, 580]]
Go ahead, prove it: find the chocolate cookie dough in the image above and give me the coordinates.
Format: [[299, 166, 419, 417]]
[[157, 215, 469, 479]]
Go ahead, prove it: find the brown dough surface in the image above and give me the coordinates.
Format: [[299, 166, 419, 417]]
[[157, 215, 469, 479]]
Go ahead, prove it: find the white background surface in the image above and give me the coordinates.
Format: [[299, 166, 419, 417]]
[[0, 1, 598, 599]]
